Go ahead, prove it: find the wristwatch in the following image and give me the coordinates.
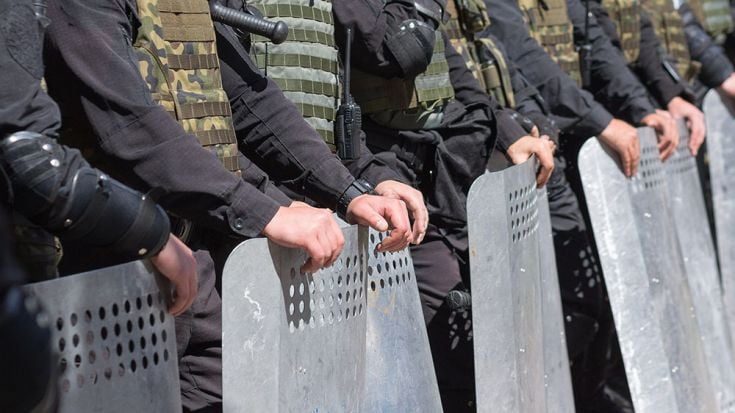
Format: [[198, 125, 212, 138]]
[[336, 179, 376, 218]]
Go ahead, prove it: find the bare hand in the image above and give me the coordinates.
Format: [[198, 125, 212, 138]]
[[263, 205, 344, 273], [717, 73, 735, 100], [150, 235, 198, 316], [641, 110, 678, 161], [666, 96, 706, 156], [599, 119, 641, 177], [346, 194, 411, 253], [374, 180, 429, 244], [506, 135, 556, 187]]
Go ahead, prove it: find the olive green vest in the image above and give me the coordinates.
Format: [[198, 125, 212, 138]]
[[445, 0, 516, 108], [640, 0, 700, 81], [249, 0, 340, 151], [518, 0, 582, 86], [602, 0, 642, 63], [689, 0, 733, 40], [133, 0, 241, 174]]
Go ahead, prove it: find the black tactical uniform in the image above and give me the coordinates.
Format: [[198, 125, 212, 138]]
[[482, 0, 661, 410], [0, 0, 177, 410], [42, 0, 408, 410], [332, 1, 530, 410], [679, 3, 735, 90]]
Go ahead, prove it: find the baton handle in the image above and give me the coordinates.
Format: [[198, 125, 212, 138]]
[[209, 2, 289, 44]]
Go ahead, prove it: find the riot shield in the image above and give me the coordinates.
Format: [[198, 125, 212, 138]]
[[703, 90, 735, 349], [578, 129, 717, 413], [23, 260, 181, 413], [467, 158, 546, 412], [362, 229, 442, 412], [666, 121, 735, 411], [221, 225, 368, 412], [537, 186, 575, 413]]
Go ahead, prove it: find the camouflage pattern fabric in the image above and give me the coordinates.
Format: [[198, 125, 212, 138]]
[[602, 0, 642, 63], [517, 0, 583, 86], [640, 0, 700, 82], [688, 0, 733, 40], [445, 0, 516, 108], [134, 0, 241, 174], [249, 0, 339, 151]]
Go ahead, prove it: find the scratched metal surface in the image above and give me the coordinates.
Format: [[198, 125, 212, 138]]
[[221, 226, 368, 412], [362, 229, 442, 412], [703, 90, 735, 354], [24, 261, 181, 413], [666, 120, 735, 412], [537, 186, 575, 413], [579, 129, 717, 413], [468, 158, 546, 413]]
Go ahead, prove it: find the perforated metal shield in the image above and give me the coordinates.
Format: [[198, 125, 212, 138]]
[[536, 186, 575, 413], [579, 129, 717, 413], [666, 121, 735, 411], [362, 229, 442, 412], [23, 260, 181, 413], [221, 226, 368, 412], [468, 159, 546, 412], [703, 90, 735, 349]]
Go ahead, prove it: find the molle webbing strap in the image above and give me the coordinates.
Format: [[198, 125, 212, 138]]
[[250, 0, 338, 150], [689, 0, 733, 39], [445, 0, 516, 108], [518, 0, 582, 86], [350, 32, 455, 114], [133, 0, 241, 175], [641, 0, 699, 82], [602, 0, 642, 64]]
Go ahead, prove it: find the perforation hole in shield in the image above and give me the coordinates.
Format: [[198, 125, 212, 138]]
[[632, 144, 665, 192], [507, 183, 539, 243], [283, 248, 368, 333], [366, 230, 414, 294], [54, 291, 176, 393], [667, 139, 696, 176]]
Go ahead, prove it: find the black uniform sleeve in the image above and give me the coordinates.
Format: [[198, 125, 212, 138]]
[[635, 10, 686, 105], [214, 23, 359, 208], [0, 0, 60, 138], [679, 3, 734, 88], [481, 0, 613, 138], [567, 0, 656, 124], [43, 0, 282, 239]]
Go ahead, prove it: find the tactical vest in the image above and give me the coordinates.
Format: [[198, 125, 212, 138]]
[[601, 0, 642, 63], [688, 0, 733, 40], [133, 0, 241, 174], [640, 0, 699, 82], [445, 0, 516, 108], [518, 0, 582, 86], [249, 0, 340, 151], [350, 32, 456, 127]]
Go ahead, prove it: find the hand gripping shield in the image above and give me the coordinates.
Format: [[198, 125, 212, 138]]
[[537, 186, 575, 413], [666, 120, 735, 412], [362, 229, 442, 412], [467, 158, 546, 412], [222, 225, 368, 412], [703, 89, 735, 348], [578, 129, 717, 413], [22, 261, 181, 413]]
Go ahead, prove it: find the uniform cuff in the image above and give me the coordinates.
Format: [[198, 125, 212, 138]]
[[227, 185, 283, 238], [495, 109, 529, 152]]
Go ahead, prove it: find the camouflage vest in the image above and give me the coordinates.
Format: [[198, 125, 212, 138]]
[[249, 0, 339, 151], [518, 0, 582, 86], [640, 0, 700, 81], [133, 0, 241, 174], [601, 0, 642, 63], [688, 0, 734, 40], [445, 0, 516, 108]]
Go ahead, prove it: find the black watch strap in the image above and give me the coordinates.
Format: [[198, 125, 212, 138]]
[[336, 179, 376, 218]]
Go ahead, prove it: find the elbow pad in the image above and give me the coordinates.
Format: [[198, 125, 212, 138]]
[[0, 131, 170, 260], [386, 19, 437, 77]]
